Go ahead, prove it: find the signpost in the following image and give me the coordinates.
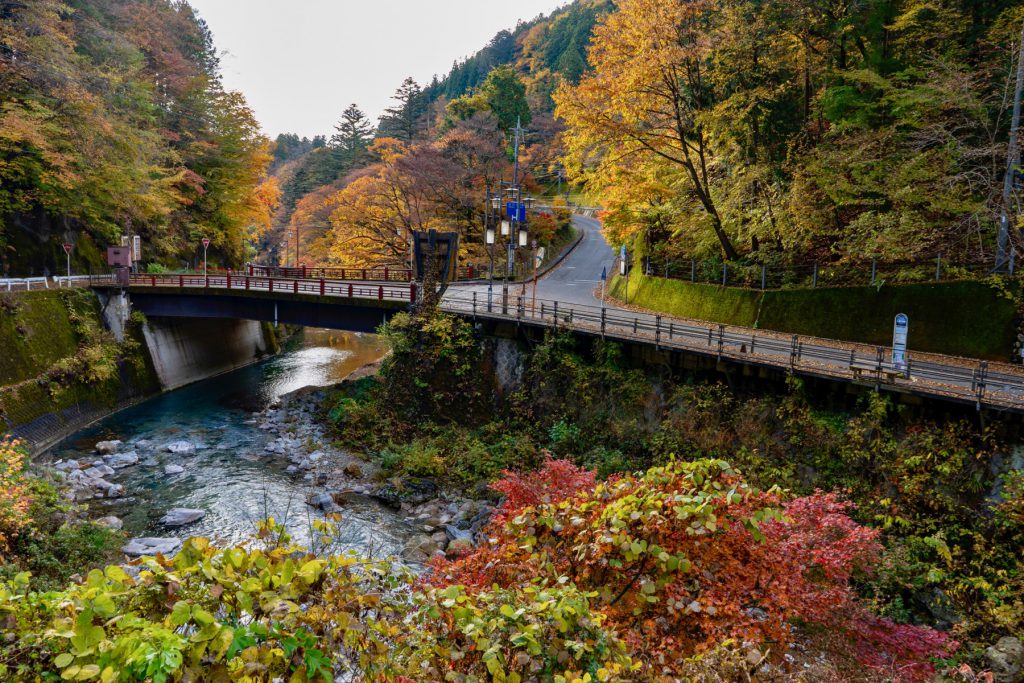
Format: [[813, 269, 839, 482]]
[[201, 238, 210, 277], [892, 313, 909, 370], [62, 243, 73, 278], [600, 266, 607, 308]]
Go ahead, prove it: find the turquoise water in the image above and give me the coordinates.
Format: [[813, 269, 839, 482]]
[[47, 329, 414, 557]]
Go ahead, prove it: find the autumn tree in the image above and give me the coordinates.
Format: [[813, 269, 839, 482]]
[[556, 0, 741, 260]]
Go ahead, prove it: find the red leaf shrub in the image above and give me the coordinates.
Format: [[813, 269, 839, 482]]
[[428, 458, 954, 680]]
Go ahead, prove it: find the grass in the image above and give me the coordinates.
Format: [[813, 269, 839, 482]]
[[610, 274, 1019, 361], [609, 275, 762, 328]]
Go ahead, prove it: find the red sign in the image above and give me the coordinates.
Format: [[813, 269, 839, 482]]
[[202, 238, 210, 249], [62, 243, 73, 254]]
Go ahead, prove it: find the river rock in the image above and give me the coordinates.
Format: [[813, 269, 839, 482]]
[[122, 537, 181, 557], [53, 459, 80, 472], [95, 516, 123, 530], [84, 464, 115, 479], [373, 477, 438, 509], [160, 508, 205, 527], [104, 451, 139, 469], [95, 440, 122, 455], [445, 525, 473, 543], [986, 636, 1024, 682], [306, 492, 340, 512], [165, 441, 195, 455], [401, 534, 440, 563], [343, 462, 362, 478], [164, 464, 185, 475]]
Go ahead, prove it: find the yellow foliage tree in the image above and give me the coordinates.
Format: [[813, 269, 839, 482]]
[[555, 0, 740, 260]]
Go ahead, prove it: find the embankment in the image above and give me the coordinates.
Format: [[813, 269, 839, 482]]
[[0, 288, 281, 452], [609, 274, 1020, 361]]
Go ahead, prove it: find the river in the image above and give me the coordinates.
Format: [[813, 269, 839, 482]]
[[46, 329, 417, 558]]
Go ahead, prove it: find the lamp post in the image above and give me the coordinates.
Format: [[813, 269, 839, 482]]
[[201, 238, 210, 277], [486, 187, 497, 311]]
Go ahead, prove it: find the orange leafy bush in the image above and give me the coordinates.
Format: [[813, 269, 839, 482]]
[[0, 436, 31, 559]]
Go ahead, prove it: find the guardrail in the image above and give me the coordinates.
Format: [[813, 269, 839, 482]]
[[636, 254, 1006, 290], [438, 290, 1024, 413], [93, 272, 1024, 412], [244, 263, 487, 282], [121, 273, 417, 303]]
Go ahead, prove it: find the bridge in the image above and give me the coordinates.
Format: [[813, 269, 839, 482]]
[[49, 263, 1015, 415], [14, 216, 1017, 414]]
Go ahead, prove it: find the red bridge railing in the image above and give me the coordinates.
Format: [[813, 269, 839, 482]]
[[244, 263, 486, 281], [126, 273, 416, 303]]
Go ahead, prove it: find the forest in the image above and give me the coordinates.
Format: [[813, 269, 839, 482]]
[[0, 0, 276, 276], [556, 0, 1024, 269]]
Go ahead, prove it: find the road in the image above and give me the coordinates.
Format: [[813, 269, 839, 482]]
[[441, 215, 1024, 411]]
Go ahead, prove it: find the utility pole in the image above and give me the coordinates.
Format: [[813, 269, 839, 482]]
[[997, 19, 1024, 271]]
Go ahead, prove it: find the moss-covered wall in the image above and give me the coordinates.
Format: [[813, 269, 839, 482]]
[[0, 289, 161, 451], [609, 274, 1020, 361]]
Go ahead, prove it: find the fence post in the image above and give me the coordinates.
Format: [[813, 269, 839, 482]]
[[227, 273, 231, 289], [655, 315, 661, 348], [601, 307, 606, 336], [179, 275, 184, 288], [936, 253, 942, 281], [812, 263, 818, 288], [293, 280, 298, 294], [362, 268, 367, 281], [717, 324, 725, 356], [384, 266, 389, 281], [669, 322, 674, 340], [553, 301, 558, 327], [320, 279, 325, 296], [976, 360, 988, 406], [722, 263, 727, 286], [378, 286, 383, 301], [517, 296, 524, 320], [269, 278, 273, 293], [871, 258, 877, 286], [761, 264, 766, 290], [790, 335, 799, 368], [245, 277, 250, 290], [348, 283, 353, 298], [472, 291, 477, 317]]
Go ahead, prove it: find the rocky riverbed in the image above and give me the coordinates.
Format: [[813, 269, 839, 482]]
[[41, 330, 494, 567]]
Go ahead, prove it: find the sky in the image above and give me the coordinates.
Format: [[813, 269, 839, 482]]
[[187, 0, 569, 140]]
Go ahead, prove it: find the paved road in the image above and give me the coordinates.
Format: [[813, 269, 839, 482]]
[[451, 215, 618, 308], [441, 215, 1024, 411]]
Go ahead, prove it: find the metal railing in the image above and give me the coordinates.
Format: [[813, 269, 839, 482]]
[[638, 254, 1008, 290], [244, 263, 488, 282], [438, 290, 1024, 413], [86, 272, 1024, 412], [121, 273, 417, 303]]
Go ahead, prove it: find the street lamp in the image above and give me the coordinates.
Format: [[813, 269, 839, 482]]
[[201, 237, 210, 277]]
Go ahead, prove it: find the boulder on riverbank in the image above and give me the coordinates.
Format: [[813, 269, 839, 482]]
[[104, 451, 139, 469], [159, 508, 205, 527], [94, 440, 122, 455], [122, 537, 181, 557], [164, 464, 185, 475]]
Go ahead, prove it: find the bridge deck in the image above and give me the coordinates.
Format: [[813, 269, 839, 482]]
[[78, 272, 1024, 414]]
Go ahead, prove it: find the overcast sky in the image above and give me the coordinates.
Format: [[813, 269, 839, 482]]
[[187, 0, 569, 139]]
